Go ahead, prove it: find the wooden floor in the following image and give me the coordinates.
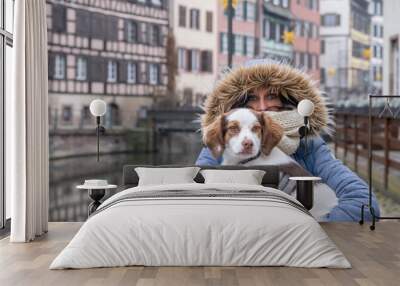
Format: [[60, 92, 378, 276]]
[[0, 222, 399, 286]]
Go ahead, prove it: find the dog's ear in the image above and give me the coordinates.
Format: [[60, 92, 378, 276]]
[[203, 114, 226, 159], [260, 113, 284, 156]]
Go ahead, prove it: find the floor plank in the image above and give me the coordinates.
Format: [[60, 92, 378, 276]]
[[0, 222, 399, 286]]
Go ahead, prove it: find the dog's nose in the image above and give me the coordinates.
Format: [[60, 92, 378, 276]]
[[242, 139, 253, 149]]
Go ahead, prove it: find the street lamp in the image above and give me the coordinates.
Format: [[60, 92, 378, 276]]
[[90, 99, 107, 162]]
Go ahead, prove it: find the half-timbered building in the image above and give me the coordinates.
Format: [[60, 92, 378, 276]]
[[47, 0, 169, 129]]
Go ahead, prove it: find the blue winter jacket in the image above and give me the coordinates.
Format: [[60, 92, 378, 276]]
[[195, 136, 380, 222]]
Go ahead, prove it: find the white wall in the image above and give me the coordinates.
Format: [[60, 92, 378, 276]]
[[320, 0, 350, 36]]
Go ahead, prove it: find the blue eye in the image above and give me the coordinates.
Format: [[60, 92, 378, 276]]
[[267, 94, 278, 100], [247, 94, 257, 101]]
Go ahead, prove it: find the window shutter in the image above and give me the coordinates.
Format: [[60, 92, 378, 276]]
[[186, 50, 192, 71], [206, 12, 212, 32], [76, 10, 90, 37], [89, 57, 105, 82], [107, 16, 118, 41], [48, 53, 55, 79], [118, 60, 127, 83], [196, 10, 200, 29], [124, 19, 129, 42], [52, 5, 66, 33], [207, 51, 213, 72], [157, 64, 161, 85], [200, 51, 206, 72]]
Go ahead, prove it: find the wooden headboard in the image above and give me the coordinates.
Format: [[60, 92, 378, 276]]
[[122, 165, 280, 189]]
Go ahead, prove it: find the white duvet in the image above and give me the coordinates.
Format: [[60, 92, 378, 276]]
[[50, 183, 350, 269]]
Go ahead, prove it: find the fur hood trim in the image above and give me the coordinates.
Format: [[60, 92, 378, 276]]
[[201, 63, 331, 135]]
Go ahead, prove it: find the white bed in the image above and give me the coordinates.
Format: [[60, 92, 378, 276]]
[[50, 183, 350, 269]]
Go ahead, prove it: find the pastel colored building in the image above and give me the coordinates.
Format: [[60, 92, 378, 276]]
[[217, 0, 262, 71], [261, 0, 293, 62], [291, 0, 320, 82], [170, 0, 218, 106], [320, 0, 371, 102], [369, 0, 383, 94]]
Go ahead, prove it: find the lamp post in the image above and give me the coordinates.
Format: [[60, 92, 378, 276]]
[[297, 99, 315, 153], [89, 99, 107, 162], [227, 0, 234, 68]]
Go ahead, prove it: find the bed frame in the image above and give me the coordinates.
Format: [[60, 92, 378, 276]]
[[121, 165, 280, 190]]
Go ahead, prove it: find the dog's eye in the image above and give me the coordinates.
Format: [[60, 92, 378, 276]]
[[228, 126, 240, 133], [252, 125, 261, 133]]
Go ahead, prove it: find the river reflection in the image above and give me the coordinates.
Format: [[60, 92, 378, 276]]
[[49, 149, 202, 222]]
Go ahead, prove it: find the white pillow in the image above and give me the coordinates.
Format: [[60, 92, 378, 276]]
[[135, 167, 200, 186], [200, 169, 266, 185]]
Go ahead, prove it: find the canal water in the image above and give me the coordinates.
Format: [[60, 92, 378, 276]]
[[49, 144, 203, 222]]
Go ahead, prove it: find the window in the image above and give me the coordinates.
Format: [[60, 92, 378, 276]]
[[150, 25, 161, 46], [1, 0, 15, 229], [190, 9, 200, 30], [191, 50, 200, 71], [151, 0, 162, 6], [308, 53, 313, 70], [321, 14, 340, 27], [107, 60, 118, 82], [178, 48, 186, 69], [149, 63, 160, 85], [52, 4, 66, 33], [127, 62, 137, 84], [269, 21, 276, 41], [352, 11, 370, 34], [206, 11, 213, 32], [178, 6, 186, 27], [126, 20, 138, 43], [295, 20, 302, 37], [320, 68, 326, 84], [235, 2, 244, 20], [374, 0, 382, 16], [352, 41, 369, 59], [234, 35, 244, 55], [273, 0, 280, 5], [245, 36, 255, 57], [220, 32, 228, 52], [321, 39, 325, 54], [76, 57, 87, 81], [282, 0, 289, 8], [246, 2, 256, 21], [54, 54, 66, 80], [62, 106, 72, 122], [81, 106, 91, 124], [200, 50, 213, 72], [139, 22, 148, 44]]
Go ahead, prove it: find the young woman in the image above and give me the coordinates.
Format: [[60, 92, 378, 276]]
[[196, 60, 380, 222]]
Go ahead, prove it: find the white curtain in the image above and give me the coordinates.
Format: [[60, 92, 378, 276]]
[[8, 0, 49, 242]]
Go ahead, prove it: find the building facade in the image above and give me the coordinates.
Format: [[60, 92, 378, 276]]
[[320, 0, 371, 102], [170, 0, 217, 107], [383, 0, 400, 95], [290, 0, 320, 81], [218, 0, 262, 71], [369, 0, 384, 94], [47, 0, 169, 130], [261, 0, 293, 62]]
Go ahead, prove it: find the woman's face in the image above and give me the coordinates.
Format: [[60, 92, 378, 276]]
[[245, 88, 283, 112]]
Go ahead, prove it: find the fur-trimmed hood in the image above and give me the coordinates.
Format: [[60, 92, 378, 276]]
[[201, 62, 330, 135]]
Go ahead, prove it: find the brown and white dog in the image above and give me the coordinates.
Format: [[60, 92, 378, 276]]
[[203, 108, 295, 166]]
